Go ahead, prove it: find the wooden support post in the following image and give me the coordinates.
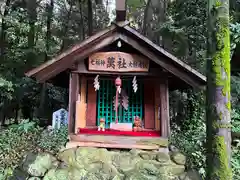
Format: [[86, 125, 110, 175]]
[[75, 75, 87, 133], [155, 81, 160, 131], [160, 78, 170, 138], [68, 73, 79, 134], [86, 78, 97, 127], [144, 79, 155, 129]]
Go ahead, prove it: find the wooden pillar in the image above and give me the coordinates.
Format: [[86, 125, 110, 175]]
[[155, 81, 161, 131], [86, 78, 97, 127], [144, 79, 155, 129], [160, 78, 170, 138], [75, 75, 87, 133], [68, 73, 79, 134]]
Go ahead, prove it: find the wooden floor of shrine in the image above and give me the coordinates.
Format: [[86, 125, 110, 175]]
[[67, 129, 168, 150], [78, 128, 161, 137]]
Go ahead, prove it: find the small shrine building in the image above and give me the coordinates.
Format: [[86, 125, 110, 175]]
[[26, 2, 206, 150]]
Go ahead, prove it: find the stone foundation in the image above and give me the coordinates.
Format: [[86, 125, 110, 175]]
[[10, 147, 201, 180]]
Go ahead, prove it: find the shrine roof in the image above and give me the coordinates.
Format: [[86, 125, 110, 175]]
[[25, 21, 206, 89]]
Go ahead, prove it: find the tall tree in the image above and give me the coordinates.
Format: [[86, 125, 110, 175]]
[[87, 0, 93, 36], [142, 0, 151, 36], [38, 0, 54, 117], [206, 0, 232, 179], [60, 0, 74, 51], [0, 0, 11, 64], [22, 0, 37, 119], [78, 0, 85, 40]]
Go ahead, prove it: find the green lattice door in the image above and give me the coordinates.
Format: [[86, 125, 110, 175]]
[[97, 79, 144, 128]]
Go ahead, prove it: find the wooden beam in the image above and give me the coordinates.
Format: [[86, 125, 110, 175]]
[[73, 59, 164, 76], [69, 134, 168, 149], [75, 75, 87, 133], [144, 79, 155, 129], [160, 78, 170, 138], [155, 80, 161, 131], [81, 76, 87, 128], [118, 33, 204, 88], [36, 33, 121, 82], [68, 73, 79, 133], [88, 52, 149, 72], [86, 78, 97, 127], [66, 141, 159, 150]]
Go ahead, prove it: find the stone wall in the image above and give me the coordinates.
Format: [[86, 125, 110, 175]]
[[10, 147, 201, 180]]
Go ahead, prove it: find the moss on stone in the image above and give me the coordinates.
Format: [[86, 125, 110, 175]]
[[211, 136, 232, 179]]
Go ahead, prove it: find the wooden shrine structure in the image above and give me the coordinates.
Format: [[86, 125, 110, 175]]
[[26, 2, 206, 150]]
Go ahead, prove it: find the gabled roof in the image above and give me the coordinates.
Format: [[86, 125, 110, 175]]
[[26, 21, 206, 89]]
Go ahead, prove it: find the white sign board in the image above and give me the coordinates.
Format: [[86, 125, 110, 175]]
[[52, 108, 68, 129]]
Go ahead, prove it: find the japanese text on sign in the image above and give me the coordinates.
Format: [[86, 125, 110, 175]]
[[88, 52, 149, 72]]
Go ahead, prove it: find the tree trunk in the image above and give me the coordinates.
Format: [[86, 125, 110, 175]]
[[87, 0, 93, 36], [206, 0, 232, 179], [60, 0, 73, 51], [38, 0, 54, 118], [26, 0, 37, 68], [78, 0, 85, 40], [142, 0, 151, 36], [0, 0, 11, 63], [14, 105, 19, 124], [46, 0, 54, 55], [21, 0, 37, 120]]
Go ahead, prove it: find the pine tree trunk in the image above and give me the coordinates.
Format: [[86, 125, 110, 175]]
[[87, 0, 93, 36], [78, 0, 85, 40], [26, 0, 37, 68], [38, 0, 54, 118], [0, 0, 11, 63], [21, 0, 37, 120], [206, 0, 232, 179], [142, 0, 151, 36], [60, 0, 73, 51]]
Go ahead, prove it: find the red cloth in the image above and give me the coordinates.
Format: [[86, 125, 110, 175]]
[[78, 128, 160, 137]]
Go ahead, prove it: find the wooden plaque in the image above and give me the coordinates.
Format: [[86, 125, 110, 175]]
[[88, 52, 149, 72]]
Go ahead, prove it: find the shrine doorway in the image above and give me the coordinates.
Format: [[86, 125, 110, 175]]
[[97, 78, 144, 128]]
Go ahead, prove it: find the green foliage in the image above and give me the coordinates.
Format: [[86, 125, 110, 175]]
[[170, 90, 206, 178], [171, 89, 240, 179], [232, 109, 240, 133], [231, 75, 240, 109], [0, 120, 68, 176], [9, 119, 37, 133], [155, 0, 207, 72], [231, 108, 240, 179], [0, 0, 111, 121], [0, 168, 13, 180], [230, 23, 240, 54], [232, 140, 240, 179], [171, 117, 206, 178], [0, 77, 14, 107], [37, 125, 68, 154], [0, 120, 42, 173]]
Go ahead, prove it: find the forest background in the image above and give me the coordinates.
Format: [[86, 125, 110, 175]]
[[0, 0, 239, 179]]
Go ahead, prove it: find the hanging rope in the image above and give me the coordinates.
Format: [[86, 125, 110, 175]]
[[115, 76, 122, 124]]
